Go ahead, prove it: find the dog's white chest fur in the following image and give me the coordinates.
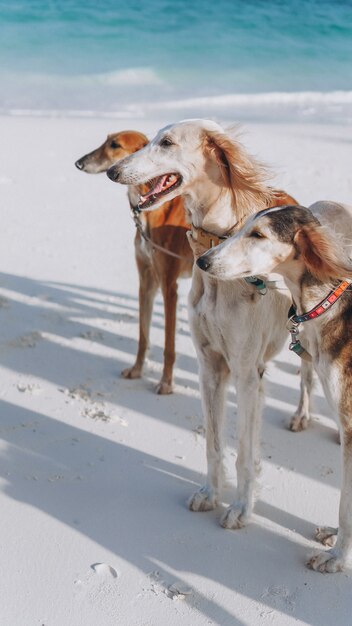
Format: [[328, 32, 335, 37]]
[[188, 268, 291, 370], [190, 278, 230, 358]]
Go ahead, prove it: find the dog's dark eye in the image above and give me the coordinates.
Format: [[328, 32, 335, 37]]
[[250, 231, 265, 239], [160, 137, 174, 148], [110, 140, 121, 149]]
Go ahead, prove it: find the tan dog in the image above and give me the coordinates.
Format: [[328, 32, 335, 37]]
[[75, 131, 193, 394]]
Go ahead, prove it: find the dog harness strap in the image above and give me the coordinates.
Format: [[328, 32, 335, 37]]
[[129, 202, 189, 261]]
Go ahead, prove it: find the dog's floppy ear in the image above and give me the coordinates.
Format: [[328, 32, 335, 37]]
[[131, 132, 149, 153], [204, 129, 272, 223], [294, 225, 352, 282], [119, 131, 149, 154]]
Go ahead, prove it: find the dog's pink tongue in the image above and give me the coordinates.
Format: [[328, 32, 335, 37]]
[[153, 174, 168, 194], [140, 175, 168, 201]]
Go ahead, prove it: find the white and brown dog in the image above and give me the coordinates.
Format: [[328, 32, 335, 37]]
[[197, 201, 352, 572], [106, 119, 314, 531]]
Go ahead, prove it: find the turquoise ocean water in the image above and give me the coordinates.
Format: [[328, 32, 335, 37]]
[[0, 0, 351, 121]]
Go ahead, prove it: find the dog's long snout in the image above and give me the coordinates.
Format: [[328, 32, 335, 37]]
[[196, 255, 212, 272], [75, 158, 84, 170], [107, 165, 120, 182]]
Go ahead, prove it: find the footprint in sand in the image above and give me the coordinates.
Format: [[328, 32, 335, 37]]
[[261, 585, 297, 611], [17, 382, 42, 394], [74, 562, 120, 618], [10, 331, 43, 348], [66, 385, 92, 401], [81, 406, 110, 422], [90, 563, 119, 578], [168, 581, 193, 600], [79, 330, 105, 341], [0, 296, 9, 308]]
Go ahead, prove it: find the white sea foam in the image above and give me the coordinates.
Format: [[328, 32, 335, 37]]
[[2, 90, 352, 124], [6, 67, 163, 87], [135, 90, 352, 124], [142, 90, 352, 110], [59, 67, 163, 87], [94, 67, 163, 86], [2, 108, 139, 119]]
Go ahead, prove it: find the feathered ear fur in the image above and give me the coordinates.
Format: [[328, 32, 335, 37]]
[[294, 225, 352, 282], [204, 129, 273, 224]]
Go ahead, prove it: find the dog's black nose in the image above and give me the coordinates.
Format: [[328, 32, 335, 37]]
[[75, 159, 84, 170], [196, 256, 211, 272], [107, 165, 119, 182]]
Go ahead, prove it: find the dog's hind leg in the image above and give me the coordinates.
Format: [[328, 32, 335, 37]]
[[221, 366, 264, 529], [308, 431, 352, 573], [156, 277, 178, 395], [189, 351, 230, 511], [290, 360, 314, 432], [122, 260, 158, 380]]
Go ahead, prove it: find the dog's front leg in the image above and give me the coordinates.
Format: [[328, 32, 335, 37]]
[[122, 258, 158, 380], [290, 359, 314, 432], [221, 367, 264, 529], [308, 430, 352, 573], [156, 278, 178, 395], [189, 352, 229, 511]]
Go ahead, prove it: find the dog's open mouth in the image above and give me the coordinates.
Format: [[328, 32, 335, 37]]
[[138, 173, 182, 209]]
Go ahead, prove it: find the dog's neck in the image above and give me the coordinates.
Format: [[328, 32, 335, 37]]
[[185, 188, 236, 236], [183, 173, 268, 238]]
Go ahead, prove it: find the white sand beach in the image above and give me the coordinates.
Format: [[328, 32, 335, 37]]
[[1, 114, 352, 625]]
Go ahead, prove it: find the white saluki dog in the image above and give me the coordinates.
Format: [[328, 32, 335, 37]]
[[106, 119, 313, 530], [195, 201, 352, 572]]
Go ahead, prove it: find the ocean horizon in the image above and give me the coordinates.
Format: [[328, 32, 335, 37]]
[[1, 0, 352, 123]]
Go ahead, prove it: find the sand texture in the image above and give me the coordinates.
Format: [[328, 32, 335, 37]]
[[0, 116, 352, 625]]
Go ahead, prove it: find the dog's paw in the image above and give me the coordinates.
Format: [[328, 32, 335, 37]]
[[307, 549, 345, 573], [289, 413, 309, 432], [220, 502, 249, 530], [155, 381, 173, 395], [121, 365, 142, 380], [315, 526, 338, 547], [188, 486, 217, 512]]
